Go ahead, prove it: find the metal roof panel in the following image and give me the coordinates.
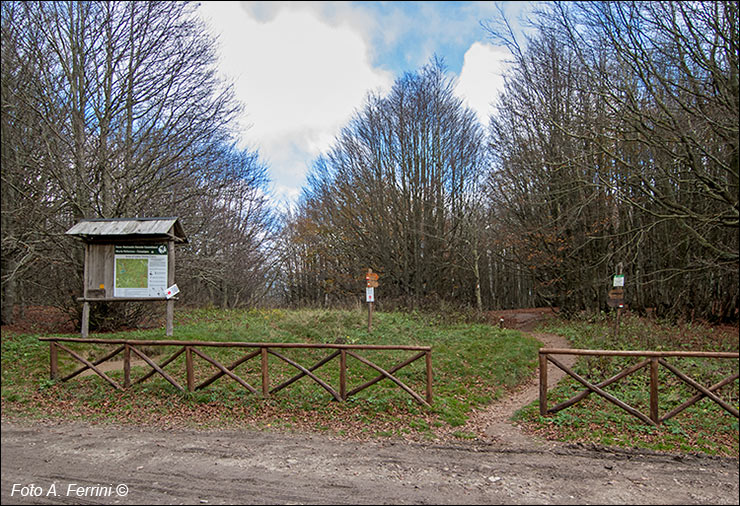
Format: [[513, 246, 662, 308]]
[[65, 217, 187, 242]]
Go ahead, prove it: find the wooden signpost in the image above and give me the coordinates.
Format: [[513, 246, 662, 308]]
[[607, 288, 624, 308], [365, 269, 379, 332]]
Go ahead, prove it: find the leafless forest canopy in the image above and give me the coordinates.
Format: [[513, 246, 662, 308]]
[[2, 1, 737, 327]]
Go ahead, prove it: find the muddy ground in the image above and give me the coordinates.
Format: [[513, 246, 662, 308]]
[[2, 309, 738, 505]]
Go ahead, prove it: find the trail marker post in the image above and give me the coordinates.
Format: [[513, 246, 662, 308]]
[[609, 263, 625, 340], [365, 269, 379, 332]]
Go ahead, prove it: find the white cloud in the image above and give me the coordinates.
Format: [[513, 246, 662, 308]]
[[197, 2, 393, 206], [197, 2, 517, 208], [454, 42, 510, 126]]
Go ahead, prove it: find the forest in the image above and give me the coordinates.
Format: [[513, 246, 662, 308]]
[[1, 1, 738, 328]]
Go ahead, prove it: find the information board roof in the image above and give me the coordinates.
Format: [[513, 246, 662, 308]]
[[65, 217, 187, 243]]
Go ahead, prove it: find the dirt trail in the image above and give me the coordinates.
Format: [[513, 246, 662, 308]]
[[2, 310, 738, 505], [467, 330, 576, 447], [475, 309, 574, 436]]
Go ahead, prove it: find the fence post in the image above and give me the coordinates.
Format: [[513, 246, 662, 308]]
[[261, 347, 269, 397], [425, 350, 433, 405], [124, 344, 131, 388], [650, 357, 659, 423], [185, 346, 194, 392], [539, 351, 548, 416], [50, 342, 58, 380], [340, 349, 347, 400]]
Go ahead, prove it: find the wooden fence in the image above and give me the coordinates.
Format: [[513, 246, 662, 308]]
[[40, 337, 433, 407], [539, 348, 739, 425]]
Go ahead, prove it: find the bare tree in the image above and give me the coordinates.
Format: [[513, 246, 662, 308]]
[[483, 0, 738, 321], [1, 1, 275, 324], [282, 59, 486, 310], [178, 145, 278, 308]]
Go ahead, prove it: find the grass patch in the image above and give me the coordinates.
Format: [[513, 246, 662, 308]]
[[514, 312, 739, 457], [3, 307, 736, 457], [1, 307, 539, 441]]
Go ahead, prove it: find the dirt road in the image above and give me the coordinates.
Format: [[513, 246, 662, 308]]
[[2, 417, 738, 505], [2, 312, 738, 505]]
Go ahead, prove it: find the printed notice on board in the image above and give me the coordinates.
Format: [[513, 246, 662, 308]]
[[114, 245, 168, 298]]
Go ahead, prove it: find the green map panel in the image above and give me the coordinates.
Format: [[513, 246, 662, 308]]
[[116, 258, 148, 288]]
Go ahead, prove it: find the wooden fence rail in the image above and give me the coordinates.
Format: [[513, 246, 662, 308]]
[[539, 348, 739, 425], [40, 337, 433, 407]]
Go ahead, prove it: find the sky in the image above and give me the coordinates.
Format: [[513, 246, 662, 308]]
[[195, 1, 533, 210]]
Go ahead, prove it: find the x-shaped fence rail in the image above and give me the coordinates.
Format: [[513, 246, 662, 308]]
[[539, 348, 739, 425], [40, 337, 433, 407]]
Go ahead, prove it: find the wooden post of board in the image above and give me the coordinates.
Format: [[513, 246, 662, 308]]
[[166, 239, 175, 337], [81, 302, 90, 339], [81, 243, 90, 339]]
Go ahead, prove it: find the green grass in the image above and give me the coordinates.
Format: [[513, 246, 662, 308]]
[[3, 307, 737, 457], [1, 307, 540, 441], [513, 312, 739, 457]]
